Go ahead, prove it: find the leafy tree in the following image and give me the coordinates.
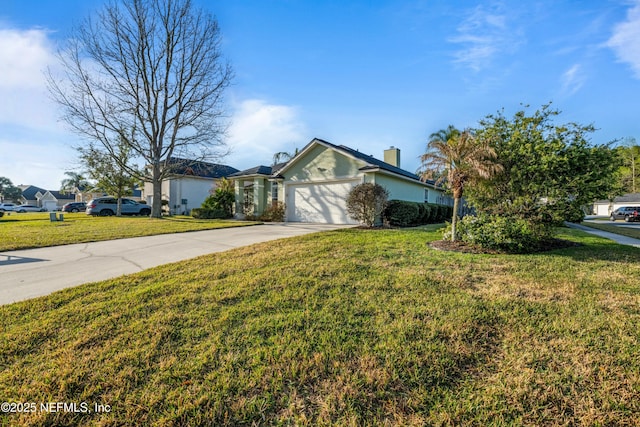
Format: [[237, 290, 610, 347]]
[[47, 0, 233, 218], [470, 104, 620, 226], [615, 137, 640, 193], [0, 177, 22, 202], [79, 137, 142, 216], [346, 183, 389, 227], [419, 126, 501, 241], [60, 172, 90, 195]]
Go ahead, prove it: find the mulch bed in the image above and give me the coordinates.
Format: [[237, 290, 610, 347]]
[[429, 238, 582, 254]]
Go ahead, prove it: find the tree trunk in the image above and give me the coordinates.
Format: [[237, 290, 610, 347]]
[[451, 196, 461, 241], [116, 199, 122, 216], [151, 163, 162, 218]]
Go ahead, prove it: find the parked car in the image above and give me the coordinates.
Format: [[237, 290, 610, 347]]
[[86, 197, 151, 216], [62, 202, 87, 213], [610, 206, 640, 222], [15, 204, 47, 213], [0, 202, 17, 211]]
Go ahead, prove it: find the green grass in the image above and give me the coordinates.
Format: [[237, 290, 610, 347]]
[[580, 220, 640, 240], [0, 213, 259, 251], [1, 227, 640, 425]]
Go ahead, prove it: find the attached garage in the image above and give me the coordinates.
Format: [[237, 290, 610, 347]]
[[286, 180, 360, 224]]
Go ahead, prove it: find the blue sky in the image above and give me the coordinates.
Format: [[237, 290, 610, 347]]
[[1, 0, 640, 190]]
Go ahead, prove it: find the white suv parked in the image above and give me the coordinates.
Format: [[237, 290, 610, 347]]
[[86, 197, 151, 216], [0, 203, 17, 211]]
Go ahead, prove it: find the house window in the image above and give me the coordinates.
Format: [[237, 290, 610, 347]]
[[424, 189, 429, 203], [271, 182, 278, 202], [243, 186, 254, 215]]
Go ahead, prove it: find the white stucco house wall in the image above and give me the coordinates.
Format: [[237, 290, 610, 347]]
[[142, 157, 239, 215]]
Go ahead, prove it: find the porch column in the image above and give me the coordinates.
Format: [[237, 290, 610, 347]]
[[234, 179, 243, 218], [253, 177, 265, 216]]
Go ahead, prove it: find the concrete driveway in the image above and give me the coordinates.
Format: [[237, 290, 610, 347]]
[[0, 223, 351, 306]]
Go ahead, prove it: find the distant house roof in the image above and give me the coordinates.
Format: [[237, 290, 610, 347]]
[[594, 193, 640, 204], [166, 157, 239, 179], [17, 185, 76, 202], [47, 191, 75, 201], [18, 185, 47, 200], [229, 162, 288, 178]]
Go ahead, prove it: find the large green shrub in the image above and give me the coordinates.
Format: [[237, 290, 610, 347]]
[[451, 214, 552, 253], [202, 178, 235, 217]]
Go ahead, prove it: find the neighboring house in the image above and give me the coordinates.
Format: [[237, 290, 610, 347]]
[[142, 157, 239, 215], [18, 185, 75, 211], [229, 138, 450, 224], [592, 193, 640, 216]]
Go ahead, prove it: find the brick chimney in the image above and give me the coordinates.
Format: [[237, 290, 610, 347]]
[[384, 146, 400, 168]]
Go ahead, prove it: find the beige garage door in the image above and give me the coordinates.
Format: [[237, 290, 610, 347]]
[[287, 181, 360, 224]]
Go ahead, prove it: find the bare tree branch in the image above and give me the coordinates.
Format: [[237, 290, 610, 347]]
[[47, 0, 233, 217]]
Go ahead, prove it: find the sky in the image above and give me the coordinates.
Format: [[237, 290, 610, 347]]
[[1, 0, 640, 190]]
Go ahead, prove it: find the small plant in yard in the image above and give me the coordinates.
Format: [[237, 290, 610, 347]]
[[346, 183, 389, 227], [258, 202, 285, 222]]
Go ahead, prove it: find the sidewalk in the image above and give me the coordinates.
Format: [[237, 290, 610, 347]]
[[564, 222, 640, 248]]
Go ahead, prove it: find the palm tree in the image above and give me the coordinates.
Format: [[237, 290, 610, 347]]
[[60, 171, 90, 195], [272, 147, 300, 165], [419, 126, 501, 241]]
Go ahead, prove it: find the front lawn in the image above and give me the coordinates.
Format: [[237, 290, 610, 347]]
[[1, 227, 639, 425], [0, 213, 259, 251]]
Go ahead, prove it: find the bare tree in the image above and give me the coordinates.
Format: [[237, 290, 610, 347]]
[[47, 0, 233, 217]]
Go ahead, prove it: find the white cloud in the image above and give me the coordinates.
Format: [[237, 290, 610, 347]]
[[448, 3, 523, 72], [561, 64, 586, 96], [0, 27, 62, 131], [225, 99, 308, 170], [0, 26, 75, 189], [607, 1, 640, 78]]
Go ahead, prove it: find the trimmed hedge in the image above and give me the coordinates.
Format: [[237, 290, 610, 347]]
[[383, 200, 453, 227], [191, 208, 231, 219]]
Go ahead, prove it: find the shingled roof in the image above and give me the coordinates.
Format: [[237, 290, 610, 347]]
[[166, 157, 239, 179], [594, 193, 640, 204], [228, 162, 288, 178]]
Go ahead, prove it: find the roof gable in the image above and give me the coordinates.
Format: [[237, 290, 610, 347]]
[[275, 138, 436, 186]]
